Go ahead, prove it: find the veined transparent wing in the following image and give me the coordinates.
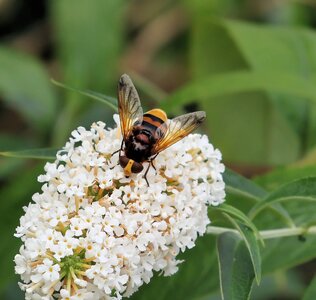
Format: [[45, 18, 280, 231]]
[[117, 74, 143, 140], [152, 111, 206, 155]]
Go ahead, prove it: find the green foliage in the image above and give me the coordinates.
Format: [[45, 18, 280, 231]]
[[0, 164, 44, 291], [164, 17, 316, 165], [0, 148, 57, 160], [50, 0, 124, 145], [254, 164, 316, 190], [130, 235, 219, 300], [0, 47, 57, 133], [2, 1, 316, 299], [215, 203, 262, 243], [303, 276, 316, 300], [249, 177, 316, 219], [217, 232, 255, 300], [222, 168, 267, 202], [223, 216, 262, 284], [52, 79, 118, 111], [223, 169, 295, 227]]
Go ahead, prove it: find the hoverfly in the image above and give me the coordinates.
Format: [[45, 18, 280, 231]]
[[115, 74, 206, 186]]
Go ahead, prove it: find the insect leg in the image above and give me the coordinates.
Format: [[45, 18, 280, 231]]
[[110, 163, 120, 170], [149, 154, 159, 174], [111, 140, 124, 157], [143, 163, 151, 187], [143, 153, 159, 186], [111, 149, 120, 156]]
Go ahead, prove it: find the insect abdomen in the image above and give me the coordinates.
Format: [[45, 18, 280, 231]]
[[142, 109, 168, 138]]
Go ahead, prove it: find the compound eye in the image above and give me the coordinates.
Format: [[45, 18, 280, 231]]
[[132, 162, 143, 173], [119, 155, 129, 168]]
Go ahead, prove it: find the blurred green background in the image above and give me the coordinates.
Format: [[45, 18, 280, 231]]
[[1, 0, 316, 299]]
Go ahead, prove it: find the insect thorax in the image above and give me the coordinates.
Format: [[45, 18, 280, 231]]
[[124, 130, 153, 163]]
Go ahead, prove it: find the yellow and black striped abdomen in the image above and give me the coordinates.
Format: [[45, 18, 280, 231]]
[[142, 109, 168, 138]]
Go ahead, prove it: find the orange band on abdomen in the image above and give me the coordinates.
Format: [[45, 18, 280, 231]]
[[142, 116, 162, 128], [144, 109, 167, 123]]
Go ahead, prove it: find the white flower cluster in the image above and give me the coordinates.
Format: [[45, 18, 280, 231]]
[[15, 117, 225, 299]]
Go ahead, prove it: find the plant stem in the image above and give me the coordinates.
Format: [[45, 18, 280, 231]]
[[206, 226, 316, 239]]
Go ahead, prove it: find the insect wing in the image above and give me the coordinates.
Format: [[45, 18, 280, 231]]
[[152, 111, 206, 154], [117, 74, 143, 140]]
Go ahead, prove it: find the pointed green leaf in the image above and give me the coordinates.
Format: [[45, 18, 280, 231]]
[[50, 0, 123, 144], [0, 47, 56, 131], [0, 148, 57, 160], [253, 178, 316, 274], [254, 165, 316, 191], [214, 204, 262, 244], [221, 19, 316, 151], [52, 79, 117, 111], [177, 19, 316, 165], [249, 177, 316, 219], [223, 214, 262, 284], [217, 232, 255, 300], [161, 71, 316, 111], [224, 169, 295, 228], [224, 169, 266, 201], [261, 236, 316, 275]]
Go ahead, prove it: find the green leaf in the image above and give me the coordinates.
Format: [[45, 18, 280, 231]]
[[219, 19, 316, 156], [303, 275, 316, 300], [222, 18, 316, 153], [162, 71, 316, 111], [186, 18, 300, 165], [0, 134, 36, 151], [249, 177, 316, 219], [1, 281, 24, 300], [52, 79, 118, 111], [0, 47, 56, 131], [0, 134, 35, 179], [0, 158, 25, 180], [217, 232, 255, 300], [254, 165, 316, 191], [0, 164, 44, 292], [261, 236, 316, 274], [0, 148, 57, 160], [252, 178, 316, 274], [223, 215, 262, 284], [50, 0, 124, 144], [223, 169, 295, 228], [224, 169, 267, 201], [214, 204, 262, 244], [130, 235, 219, 300], [51, 0, 124, 91], [252, 271, 304, 300], [182, 18, 316, 164]]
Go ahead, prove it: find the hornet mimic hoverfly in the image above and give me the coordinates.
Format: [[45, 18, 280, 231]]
[[115, 74, 206, 186]]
